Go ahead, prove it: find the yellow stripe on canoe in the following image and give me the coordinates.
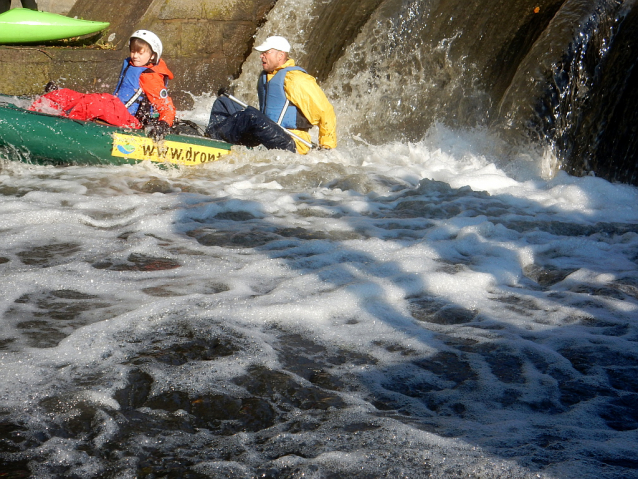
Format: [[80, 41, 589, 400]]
[[111, 133, 230, 166]]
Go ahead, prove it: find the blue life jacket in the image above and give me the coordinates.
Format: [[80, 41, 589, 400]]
[[113, 59, 149, 115], [258, 66, 311, 130]]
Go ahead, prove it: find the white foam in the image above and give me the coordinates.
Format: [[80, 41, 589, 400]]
[[1, 126, 637, 478]]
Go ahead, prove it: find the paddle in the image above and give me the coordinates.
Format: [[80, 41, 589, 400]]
[[219, 89, 316, 149]]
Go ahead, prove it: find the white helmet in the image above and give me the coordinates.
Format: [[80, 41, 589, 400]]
[[130, 30, 163, 63]]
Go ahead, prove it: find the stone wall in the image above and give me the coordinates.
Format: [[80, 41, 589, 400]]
[[11, 0, 77, 15], [0, 0, 277, 110]]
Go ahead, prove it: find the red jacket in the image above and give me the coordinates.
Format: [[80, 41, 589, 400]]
[[30, 88, 142, 129], [29, 60, 177, 129]]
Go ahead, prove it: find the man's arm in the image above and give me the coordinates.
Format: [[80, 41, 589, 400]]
[[284, 71, 337, 149]]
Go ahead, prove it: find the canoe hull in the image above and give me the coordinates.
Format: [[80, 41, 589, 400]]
[[0, 101, 231, 166], [0, 8, 110, 44]]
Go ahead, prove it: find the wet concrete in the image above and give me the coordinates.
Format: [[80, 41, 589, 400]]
[[0, 0, 277, 109]]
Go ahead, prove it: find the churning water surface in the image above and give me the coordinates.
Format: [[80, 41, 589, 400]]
[[3, 0, 638, 472], [0, 94, 637, 478]]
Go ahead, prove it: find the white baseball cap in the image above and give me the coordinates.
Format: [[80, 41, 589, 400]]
[[254, 36, 291, 53]]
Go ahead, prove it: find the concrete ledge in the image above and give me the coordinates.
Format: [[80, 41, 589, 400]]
[[11, 0, 77, 15], [0, 47, 116, 96]]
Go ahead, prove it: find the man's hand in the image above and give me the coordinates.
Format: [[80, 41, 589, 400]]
[[217, 86, 234, 97], [146, 120, 171, 142]]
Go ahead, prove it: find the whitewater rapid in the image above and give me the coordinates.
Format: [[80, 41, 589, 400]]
[[0, 96, 637, 478]]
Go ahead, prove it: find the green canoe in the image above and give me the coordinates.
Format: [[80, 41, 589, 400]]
[[0, 8, 110, 44], [0, 100, 232, 166]]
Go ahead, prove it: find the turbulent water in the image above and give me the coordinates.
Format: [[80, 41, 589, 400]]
[[1, 94, 637, 478], [2, 0, 638, 477], [236, 0, 638, 184]]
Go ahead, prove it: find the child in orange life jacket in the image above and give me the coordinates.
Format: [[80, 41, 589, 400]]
[[30, 30, 175, 140], [113, 30, 176, 139]]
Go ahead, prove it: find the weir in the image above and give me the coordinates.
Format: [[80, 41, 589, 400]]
[[236, 0, 638, 185], [0, 0, 636, 184]]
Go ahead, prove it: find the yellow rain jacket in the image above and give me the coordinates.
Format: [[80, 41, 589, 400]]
[[265, 59, 337, 154]]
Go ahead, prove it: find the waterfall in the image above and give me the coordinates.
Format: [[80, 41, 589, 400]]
[[537, 0, 638, 183], [233, 0, 638, 184]]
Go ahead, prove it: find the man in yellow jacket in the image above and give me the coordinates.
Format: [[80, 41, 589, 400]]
[[206, 36, 336, 154]]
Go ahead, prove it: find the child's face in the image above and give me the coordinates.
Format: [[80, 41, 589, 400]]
[[130, 44, 153, 67]]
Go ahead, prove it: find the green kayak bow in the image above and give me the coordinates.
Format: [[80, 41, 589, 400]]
[[0, 8, 110, 44]]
